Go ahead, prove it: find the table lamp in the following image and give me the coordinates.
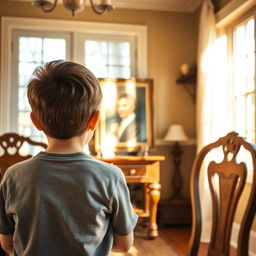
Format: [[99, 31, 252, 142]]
[[164, 124, 188, 199]]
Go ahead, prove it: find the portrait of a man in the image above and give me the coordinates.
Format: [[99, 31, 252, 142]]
[[109, 92, 145, 143], [97, 78, 153, 153]]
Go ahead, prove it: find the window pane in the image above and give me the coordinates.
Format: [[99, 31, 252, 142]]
[[246, 93, 255, 141], [234, 96, 246, 134], [43, 39, 66, 62], [108, 66, 131, 78], [86, 41, 107, 56], [108, 55, 131, 66], [109, 42, 130, 56], [19, 62, 39, 85], [84, 40, 131, 79], [19, 37, 42, 62], [18, 86, 30, 111], [86, 55, 108, 78]]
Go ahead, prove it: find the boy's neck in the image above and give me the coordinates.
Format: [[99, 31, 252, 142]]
[[46, 135, 86, 154]]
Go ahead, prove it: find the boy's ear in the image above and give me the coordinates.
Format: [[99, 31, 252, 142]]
[[30, 112, 43, 131], [87, 111, 100, 131]]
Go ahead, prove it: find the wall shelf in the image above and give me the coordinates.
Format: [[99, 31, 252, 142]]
[[176, 72, 196, 103]]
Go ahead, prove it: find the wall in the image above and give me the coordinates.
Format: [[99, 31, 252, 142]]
[[0, 2, 198, 199], [213, 0, 232, 11]]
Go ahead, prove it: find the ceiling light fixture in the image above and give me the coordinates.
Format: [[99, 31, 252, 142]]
[[32, 0, 114, 16]]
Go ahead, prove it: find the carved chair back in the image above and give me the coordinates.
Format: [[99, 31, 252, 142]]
[[187, 132, 256, 256], [0, 133, 47, 177]]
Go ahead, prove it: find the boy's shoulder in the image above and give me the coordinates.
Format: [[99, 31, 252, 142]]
[[35, 152, 123, 173], [0, 157, 33, 183], [1, 153, 125, 184], [87, 156, 125, 180]]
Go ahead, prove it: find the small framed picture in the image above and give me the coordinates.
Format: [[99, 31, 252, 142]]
[[95, 78, 154, 154]]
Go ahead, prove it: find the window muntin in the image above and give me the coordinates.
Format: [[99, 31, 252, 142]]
[[85, 40, 131, 78]]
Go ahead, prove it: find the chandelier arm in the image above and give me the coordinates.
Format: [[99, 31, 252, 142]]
[[89, 0, 107, 15], [41, 0, 58, 12]]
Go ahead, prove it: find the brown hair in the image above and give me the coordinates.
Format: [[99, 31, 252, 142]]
[[27, 60, 102, 139]]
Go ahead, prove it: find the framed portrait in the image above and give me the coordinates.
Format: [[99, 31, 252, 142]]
[[95, 78, 154, 154]]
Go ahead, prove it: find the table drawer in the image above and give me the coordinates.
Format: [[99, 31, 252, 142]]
[[118, 164, 148, 179]]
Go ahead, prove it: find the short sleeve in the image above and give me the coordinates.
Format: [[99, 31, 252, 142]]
[[111, 171, 138, 236], [0, 182, 15, 235]]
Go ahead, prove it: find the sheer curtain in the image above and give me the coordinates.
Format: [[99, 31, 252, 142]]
[[197, 0, 229, 242]]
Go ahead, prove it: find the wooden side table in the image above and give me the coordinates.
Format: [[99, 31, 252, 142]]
[[97, 155, 165, 239]]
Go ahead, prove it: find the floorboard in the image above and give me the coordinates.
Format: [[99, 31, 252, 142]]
[[159, 226, 191, 255], [159, 226, 237, 256]]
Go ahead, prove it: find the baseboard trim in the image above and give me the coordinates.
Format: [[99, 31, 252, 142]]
[[201, 223, 256, 255], [231, 222, 256, 256]]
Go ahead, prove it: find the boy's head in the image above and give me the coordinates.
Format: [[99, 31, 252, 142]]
[[27, 60, 102, 139]]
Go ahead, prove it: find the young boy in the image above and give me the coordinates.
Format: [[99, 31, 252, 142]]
[[0, 60, 138, 255]]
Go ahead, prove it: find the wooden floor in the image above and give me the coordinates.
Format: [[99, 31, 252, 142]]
[[159, 226, 191, 255], [159, 226, 237, 256]]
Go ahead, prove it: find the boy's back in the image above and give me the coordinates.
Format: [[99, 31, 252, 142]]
[[0, 152, 137, 256]]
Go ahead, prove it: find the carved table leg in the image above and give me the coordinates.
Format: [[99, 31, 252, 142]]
[[147, 182, 161, 239]]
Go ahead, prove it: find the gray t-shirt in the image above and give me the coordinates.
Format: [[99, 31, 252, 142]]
[[0, 152, 138, 256]]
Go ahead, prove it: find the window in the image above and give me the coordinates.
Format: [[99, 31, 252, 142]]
[[1, 17, 147, 151], [85, 39, 134, 78], [72, 33, 136, 78], [223, 9, 256, 181], [13, 31, 134, 144], [232, 17, 255, 143]]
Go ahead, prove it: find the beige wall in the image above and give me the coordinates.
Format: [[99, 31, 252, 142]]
[[213, 0, 231, 11], [218, 0, 232, 9], [0, 2, 198, 199]]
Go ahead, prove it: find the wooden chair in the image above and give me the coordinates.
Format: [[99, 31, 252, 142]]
[[0, 133, 47, 177], [187, 132, 256, 256]]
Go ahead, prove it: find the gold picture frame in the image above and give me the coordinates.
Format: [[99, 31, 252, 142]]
[[95, 78, 154, 155]]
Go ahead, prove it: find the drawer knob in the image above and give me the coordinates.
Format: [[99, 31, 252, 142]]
[[129, 169, 136, 175]]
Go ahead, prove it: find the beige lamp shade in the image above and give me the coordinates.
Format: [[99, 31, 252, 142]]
[[164, 124, 188, 142]]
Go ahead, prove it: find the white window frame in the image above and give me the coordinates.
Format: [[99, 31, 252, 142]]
[[0, 16, 148, 134], [74, 33, 137, 77], [222, 9, 256, 183]]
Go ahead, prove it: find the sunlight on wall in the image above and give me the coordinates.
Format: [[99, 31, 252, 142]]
[[100, 81, 118, 158], [100, 79, 140, 156], [212, 35, 228, 136], [101, 135, 116, 158], [124, 79, 137, 97], [201, 34, 228, 147], [102, 81, 118, 118]]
